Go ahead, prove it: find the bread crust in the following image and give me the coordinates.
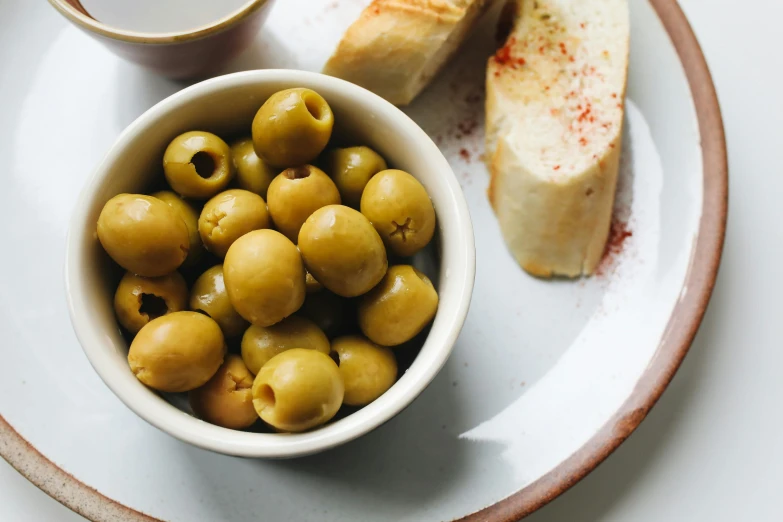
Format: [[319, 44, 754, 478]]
[[323, 0, 491, 106]]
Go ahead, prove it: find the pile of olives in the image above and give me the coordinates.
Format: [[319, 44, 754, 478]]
[[96, 88, 439, 433]]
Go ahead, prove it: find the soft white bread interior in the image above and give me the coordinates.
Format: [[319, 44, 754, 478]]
[[486, 0, 629, 277], [323, 0, 492, 106]]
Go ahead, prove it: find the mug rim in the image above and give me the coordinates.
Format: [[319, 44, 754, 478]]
[[46, 0, 270, 44]]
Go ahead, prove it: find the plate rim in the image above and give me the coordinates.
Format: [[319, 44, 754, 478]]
[[0, 0, 728, 520], [458, 0, 728, 519]]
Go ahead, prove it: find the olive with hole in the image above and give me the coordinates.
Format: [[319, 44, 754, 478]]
[[189, 265, 248, 338], [298, 205, 387, 297], [97, 194, 189, 277], [241, 315, 330, 374], [324, 146, 388, 207], [252, 349, 343, 432], [266, 165, 341, 242], [128, 311, 226, 393], [198, 189, 270, 258], [252, 88, 334, 168], [358, 265, 439, 346], [223, 229, 306, 327], [360, 169, 436, 257], [231, 137, 276, 198], [189, 354, 257, 430], [331, 335, 398, 406], [114, 271, 188, 334], [151, 190, 203, 268], [298, 291, 349, 337], [163, 131, 234, 199]]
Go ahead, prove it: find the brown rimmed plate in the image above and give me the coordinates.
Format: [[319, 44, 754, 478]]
[[0, 0, 725, 520]]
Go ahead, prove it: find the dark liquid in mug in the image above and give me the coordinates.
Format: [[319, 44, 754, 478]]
[[79, 0, 250, 33]]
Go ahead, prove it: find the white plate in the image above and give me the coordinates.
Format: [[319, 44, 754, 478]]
[[0, 0, 726, 521]]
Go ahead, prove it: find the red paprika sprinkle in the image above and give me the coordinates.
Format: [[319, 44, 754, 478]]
[[494, 43, 513, 65], [490, 9, 618, 161], [595, 219, 633, 277], [493, 37, 529, 72], [457, 119, 479, 136]]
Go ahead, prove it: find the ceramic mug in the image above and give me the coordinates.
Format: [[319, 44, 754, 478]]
[[47, 0, 275, 79]]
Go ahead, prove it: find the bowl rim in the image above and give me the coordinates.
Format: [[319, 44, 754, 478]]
[[63, 69, 477, 459], [46, 0, 270, 44]]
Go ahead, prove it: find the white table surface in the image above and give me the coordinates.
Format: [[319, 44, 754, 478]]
[[2, 0, 780, 520]]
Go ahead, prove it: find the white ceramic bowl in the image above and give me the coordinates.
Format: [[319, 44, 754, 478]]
[[64, 70, 476, 458]]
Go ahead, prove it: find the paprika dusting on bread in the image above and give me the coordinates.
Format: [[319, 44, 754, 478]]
[[486, 0, 630, 278], [493, 37, 527, 68], [488, 1, 623, 175]]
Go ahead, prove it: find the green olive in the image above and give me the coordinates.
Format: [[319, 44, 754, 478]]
[[266, 165, 341, 242], [358, 265, 439, 346], [231, 137, 276, 199], [252, 349, 343, 432], [198, 189, 270, 258], [223, 229, 306, 327], [298, 291, 348, 337], [151, 190, 204, 268], [128, 311, 225, 393], [241, 316, 330, 374], [324, 146, 388, 207], [298, 205, 387, 297], [163, 131, 234, 199], [189, 354, 257, 430], [360, 169, 436, 257], [252, 88, 334, 168], [331, 336, 397, 406], [97, 194, 189, 277], [114, 271, 188, 334], [189, 265, 248, 338]]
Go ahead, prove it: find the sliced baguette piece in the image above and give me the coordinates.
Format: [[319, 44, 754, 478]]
[[323, 0, 492, 106], [486, 0, 629, 277]]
